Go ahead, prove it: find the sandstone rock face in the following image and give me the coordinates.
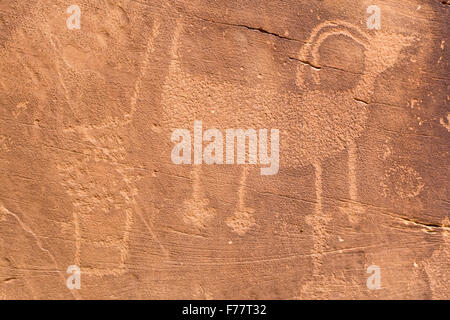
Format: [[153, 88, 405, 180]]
[[0, 0, 448, 299]]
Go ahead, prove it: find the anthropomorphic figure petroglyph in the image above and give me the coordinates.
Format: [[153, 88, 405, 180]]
[[56, 18, 168, 276], [162, 19, 413, 239], [294, 21, 414, 283]]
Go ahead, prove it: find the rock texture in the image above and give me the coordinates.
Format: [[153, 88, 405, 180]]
[[0, 0, 448, 299]]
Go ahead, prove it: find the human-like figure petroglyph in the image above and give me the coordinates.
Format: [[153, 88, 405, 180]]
[[295, 21, 414, 292], [162, 19, 413, 239], [55, 18, 167, 276]]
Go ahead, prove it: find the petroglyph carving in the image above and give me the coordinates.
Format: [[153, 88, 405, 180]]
[[181, 167, 217, 231], [381, 164, 424, 199], [55, 18, 163, 276], [423, 217, 450, 299], [439, 114, 450, 131], [0, 205, 79, 299], [1, 0, 445, 300], [296, 20, 413, 288], [226, 166, 256, 235], [0, 135, 12, 152], [162, 19, 413, 237]]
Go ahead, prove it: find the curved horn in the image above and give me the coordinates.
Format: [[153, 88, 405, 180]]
[[296, 20, 369, 88]]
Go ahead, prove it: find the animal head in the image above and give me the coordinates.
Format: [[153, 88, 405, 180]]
[[296, 20, 415, 99]]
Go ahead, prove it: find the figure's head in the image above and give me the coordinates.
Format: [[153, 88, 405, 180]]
[[296, 20, 415, 99]]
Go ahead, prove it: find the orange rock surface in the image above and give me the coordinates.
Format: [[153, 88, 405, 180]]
[[0, 0, 448, 299]]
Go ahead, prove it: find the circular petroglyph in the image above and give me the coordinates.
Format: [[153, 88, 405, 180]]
[[381, 165, 424, 199]]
